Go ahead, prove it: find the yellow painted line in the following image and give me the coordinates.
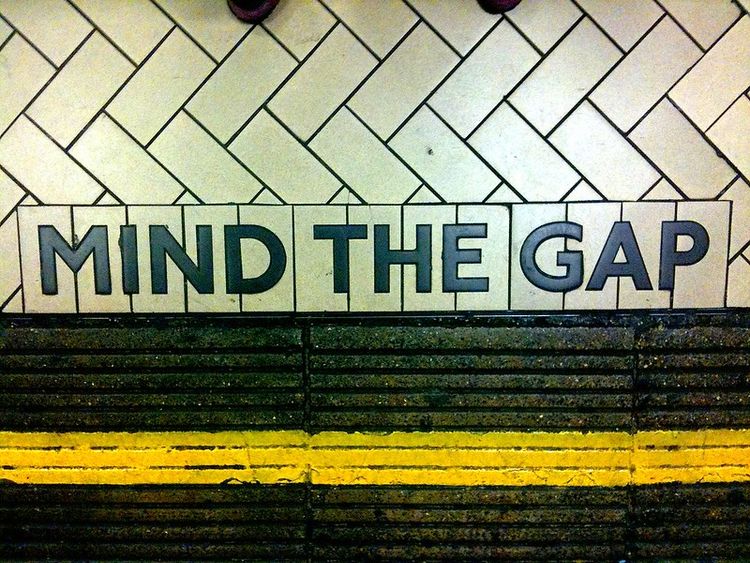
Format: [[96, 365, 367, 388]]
[[1, 429, 749, 486]]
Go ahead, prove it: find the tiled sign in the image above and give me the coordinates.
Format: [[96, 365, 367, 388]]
[[12, 201, 737, 313]]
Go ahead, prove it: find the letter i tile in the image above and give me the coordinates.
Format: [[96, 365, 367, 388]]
[[129, 206, 185, 313], [73, 206, 130, 313]]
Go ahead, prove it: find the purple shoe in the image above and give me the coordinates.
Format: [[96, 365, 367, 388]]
[[227, 0, 280, 23], [477, 0, 522, 13]]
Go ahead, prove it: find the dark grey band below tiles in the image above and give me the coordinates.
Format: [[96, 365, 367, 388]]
[[2, 482, 750, 561], [0, 311, 748, 432]]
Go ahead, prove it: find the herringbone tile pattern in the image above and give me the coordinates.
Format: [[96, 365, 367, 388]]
[[1, 0, 749, 311]]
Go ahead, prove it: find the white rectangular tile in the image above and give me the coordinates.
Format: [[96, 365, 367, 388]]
[[402, 204, 455, 311], [0, 35, 55, 133], [187, 27, 296, 143], [264, 0, 335, 59], [1, 289, 22, 312], [0, 116, 102, 204], [721, 178, 750, 257], [429, 20, 539, 137], [294, 205, 347, 312], [0, 15, 11, 43], [28, 32, 134, 146], [349, 23, 458, 139], [229, 110, 340, 204], [71, 0, 172, 63], [184, 205, 239, 313], [408, 0, 500, 54], [591, 17, 701, 132], [630, 100, 736, 199], [18, 206, 76, 313], [510, 203, 566, 310], [70, 114, 183, 204], [564, 202, 620, 310], [672, 201, 730, 308], [0, 168, 25, 221], [73, 205, 130, 313], [576, 0, 663, 50], [506, 0, 581, 52], [129, 205, 185, 313], [0, 212, 21, 305], [727, 255, 750, 307], [310, 108, 420, 204], [154, 0, 249, 60], [149, 111, 263, 204], [670, 16, 750, 130], [659, 0, 740, 50], [0, 0, 91, 65], [707, 96, 750, 180], [456, 205, 510, 311], [619, 201, 673, 309], [269, 25, 376, 141], [389, 106, 499, 203], [550, 102, 659, 200], [239, 205, 295, 313], [321, 0, 417, 57], [348, 205, 401, 312], [509, 18, 621, 134], [107, 28, 214, 144], [470, 103, 579, 201]]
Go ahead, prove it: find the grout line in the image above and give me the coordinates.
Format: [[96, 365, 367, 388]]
[[344, 106, 442, 203], [316, 0, 381, 62], [224, 21, 343, 148], [426, 102, 525, 203], [665, 96, 750, 189], [0, 285, 21, 312], [263, 105, 358, 201], [21, 113, 112, 198], [725, 199, 733, 307], [585, 98, 687, 200], [503, 99, 603, 201], [259, 22, 301, 63], [70, 206, 80, 314], [568, 1, 626, 55], [64, 26, 176, 151], [182, 108, 280, 203], [0, 28, 16, 52], [465, 13, 586, 142], [400, 0, 465, 59], [14, 210, 25, 313], [502, 14, 543, 57], [148, 0, 219, 65], [0, 12, 58, 68], [546, 12, 667, 141], [101, 110, 204, 205], [305, 18, 422, 146], [142, 23, 257, 149], [653, 0, 705, 52], [64, 0, 139, 66]]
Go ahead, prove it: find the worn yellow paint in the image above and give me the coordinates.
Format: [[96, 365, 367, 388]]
[[1, 429, 749, 486]]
